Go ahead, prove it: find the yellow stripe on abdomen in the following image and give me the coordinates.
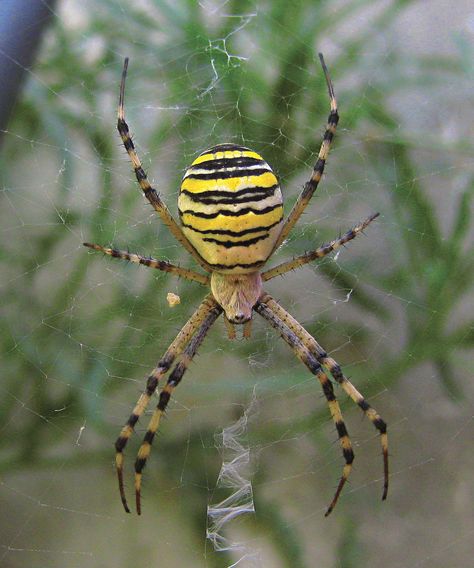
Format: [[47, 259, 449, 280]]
[[180, 206, 283, 234], [192, 149, 264, 166], [181, 171, 278, 194]]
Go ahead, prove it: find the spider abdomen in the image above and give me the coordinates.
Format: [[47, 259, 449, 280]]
[[178, 144, 283, 273]]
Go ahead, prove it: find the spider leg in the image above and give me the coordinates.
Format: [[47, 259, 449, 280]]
[[134, 301, 222, 514], [262, 213, 379, 281], [114, 294, 218, 513], [261, 294, 388, 501], [255, 295, 354, 516], [272, 53, 338, 252], [83, 242, 209, 285], [116, 58, 212, 272]]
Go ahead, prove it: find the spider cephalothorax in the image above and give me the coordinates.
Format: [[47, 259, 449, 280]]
[[84, 55, 389, 517], [210, 271, 262, 323]]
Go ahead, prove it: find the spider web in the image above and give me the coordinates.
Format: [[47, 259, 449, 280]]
[[1, 1, 474, 567]]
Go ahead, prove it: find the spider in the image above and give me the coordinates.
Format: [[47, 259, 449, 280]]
[[84, 54, 388, 517]]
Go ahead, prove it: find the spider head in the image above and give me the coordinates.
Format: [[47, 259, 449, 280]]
[[210, 272, 263, 324]]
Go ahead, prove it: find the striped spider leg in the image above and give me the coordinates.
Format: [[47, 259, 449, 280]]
[[133, 298, 222, 514], [83, 243, 209, 285], [256, 293, 388, 515], [262, 213, 380, 281], [271, 53, 339, 252], [116, 58, 212, 272], [113, 294, 220, 513], [255, 295, 353, 516]]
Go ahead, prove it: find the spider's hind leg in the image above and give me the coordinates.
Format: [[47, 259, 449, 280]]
[[255, 295, 354, 516], [114, 294, 218, 513], [133, 299, 222, 514], [261, 294, 389, 502]]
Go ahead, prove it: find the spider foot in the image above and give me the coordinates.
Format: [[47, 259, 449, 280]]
[[324, 463, 351, 517], [382, 432, 389, 500], [115, 450, 131, 513]]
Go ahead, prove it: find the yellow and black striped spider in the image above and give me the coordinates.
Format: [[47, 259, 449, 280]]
[[84, 54, 388, 516]]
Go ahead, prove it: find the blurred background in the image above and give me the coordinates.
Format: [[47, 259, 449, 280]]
[[1, 1, 473, 567]]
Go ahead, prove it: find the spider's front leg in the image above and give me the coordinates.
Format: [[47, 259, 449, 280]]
[[116, 58, 211, 272], [272, 53, 338, 252]]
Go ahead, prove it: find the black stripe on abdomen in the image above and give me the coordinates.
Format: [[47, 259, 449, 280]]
[[178, 203, 282, 219], [181, 219, 281, 237], [202, 234, 271, 248], [182, 186, 279, 206], [185, 156, 266, 172], [184, 167, 271, 181]]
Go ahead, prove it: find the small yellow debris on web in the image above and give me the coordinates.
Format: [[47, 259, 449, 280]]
[[166, 292, 181, 307]]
